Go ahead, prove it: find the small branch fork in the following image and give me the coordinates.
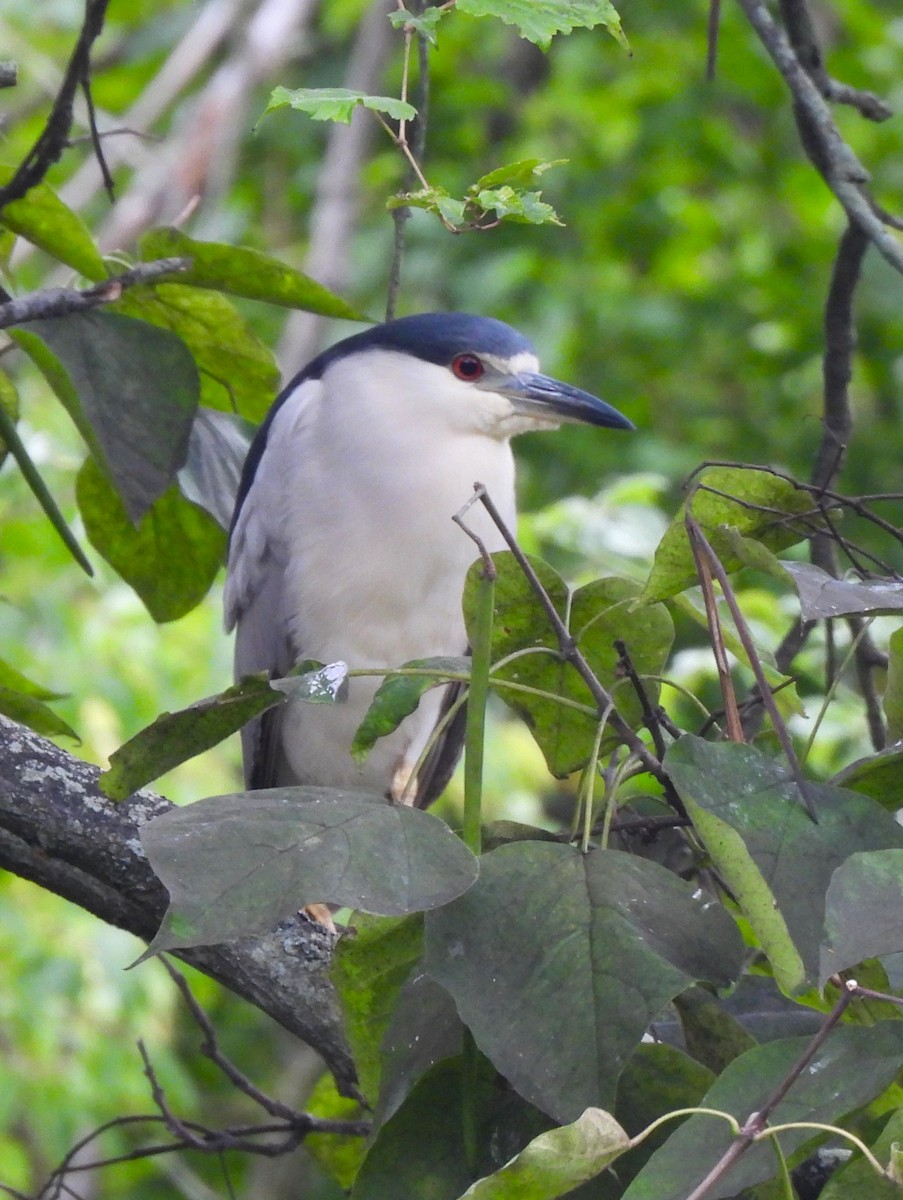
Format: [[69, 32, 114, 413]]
[[0, 0, 114, 212], [683, 977, 903, 1200], [0, 258, 191, 330], [23, 957, 368, 1199]]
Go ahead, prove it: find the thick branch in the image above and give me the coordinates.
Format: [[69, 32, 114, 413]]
[[0, 257, 190, 329], [0, 715, 356, 1096]]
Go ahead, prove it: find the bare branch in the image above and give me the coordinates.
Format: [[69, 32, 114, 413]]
[[0, 257, 190, 329]]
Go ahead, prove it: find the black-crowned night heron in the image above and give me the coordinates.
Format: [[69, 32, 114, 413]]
[[225, 312, 632, 807]]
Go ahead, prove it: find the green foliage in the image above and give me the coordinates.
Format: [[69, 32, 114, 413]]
[[263, 85, 417, 125], [456, 0, 627, 49]]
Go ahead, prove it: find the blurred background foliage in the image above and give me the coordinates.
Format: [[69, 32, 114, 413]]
[[1, 0, 902, 1194]]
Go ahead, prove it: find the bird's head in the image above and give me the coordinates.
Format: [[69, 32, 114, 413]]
[[308, 312, 634, 441]]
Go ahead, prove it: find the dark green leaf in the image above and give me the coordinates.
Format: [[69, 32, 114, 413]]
[[0, 173, 106, 280], [263, 86, 416, 125], [27, 311, 199, 522], [113, 283, 278, 422], [303, 1071, 368, 1190], [424, 841, 744, 1121], [352, 656, 469, 761], [456, 0, 628, 49], [0, 686, 77, 740], [76, 457, 226, 623], [640, 467, 816, 604], [99, 674, 285, 800], [819, 1105, 903, 1199], [821, 850, 903, 986], [331, 913, 425, 1105], [673, 987, 756, 1075], [884, 628, 903, 743], [0, 367, 19, 466], [623, 1025, 903, 1200], [665, 736, 903, 993], [139, 227, 365, 320], [141, 789, 480, 952], [0, 659, 65, 701], [833, 746, 903, 812], [177, 408, 254, 532]]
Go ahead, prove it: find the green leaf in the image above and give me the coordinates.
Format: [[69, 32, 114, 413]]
[[76, 457, 226, 623], [423, 841, 744, 1122], [263, 86, 416, 125], [303, 1071, 368, 1190], [141, 789, 480, 952], [0, 686, 77, 740], [99, 674, 285, 800], [833, 746, 903, 812], [26, 311, 199, 523], [331, 913, 425, 1106], [639, 467, 816, 604], [473, 159, 567, 190], [885, 628, 903, 743], [0, 659, 65, 701], [458, 1108, 630, 1199], [387, 6, 448, 43], [665, 736, 903, 993], [472, 187, 562, 226], [113, 283, 278, 422], [784, 562, 903, 619], [139, 227, 365, 320], [623, 1025, 903, 1200], [819, 1105, 903, 1199], [456, 0, 628, 50], [821, 850, 903, 986], [471, 556, 672, 776], [0, 172, 106, 280], [352, 656, 469, 761], [673, 987, 756, 1076], [0, 367, 19, 466]]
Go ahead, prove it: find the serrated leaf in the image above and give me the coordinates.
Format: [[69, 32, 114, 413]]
[[459, 1108, 630, 1199], [27, 311, 199, 522], [141, 789, 480, 953], [640, 467, 816, 605], [623, 1025, 903, 1200], [178, 408, 254, 531], [139, 228, 364, 320], [473, 159, 567, 190], [331, 913, 425, 1105], [0, 171, 106, 280], [0, 685, 77, 740], [100, 674, 285, 800], [263, 86, 416, 125], [113, 283, 278, 422], [424, 841, 744, 1122], [784, 561, 903, 619], [665, 736, 903, 992], [456, 0, 627, 49], [473, 187, 562, 226], [387, 6, 447, 42], [352, 656, 469, 761], [77, 457, 226, 623]]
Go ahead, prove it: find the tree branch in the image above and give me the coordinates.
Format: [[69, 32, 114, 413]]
[[0, 715, 357, 1096], [0, 257, 190, 329]]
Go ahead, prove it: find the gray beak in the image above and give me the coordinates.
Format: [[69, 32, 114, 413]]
[[494, 371, 634, 431]]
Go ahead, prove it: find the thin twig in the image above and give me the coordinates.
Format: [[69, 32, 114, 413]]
[[686, 522, 745, 744], [0, 0, 111, 211], [0, 257, 190, 329], [614, 638, 669, 760]]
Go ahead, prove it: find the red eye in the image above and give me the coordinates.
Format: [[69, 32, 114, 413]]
[[451, 353, 484, 381]]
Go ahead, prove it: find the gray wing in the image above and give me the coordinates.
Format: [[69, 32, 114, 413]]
[[224, 390, 312, 789]]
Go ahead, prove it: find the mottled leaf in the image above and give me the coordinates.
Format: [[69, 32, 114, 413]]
[[76, 458, 226, 623], [99, 674, 285, 800], [0, 172, 106, 280], [640, 467, 815, 604], [142, 789, 480, 953], [140, 227, 365, 319], [665, 736, 903, 993], [424, 841, 744, 1122]]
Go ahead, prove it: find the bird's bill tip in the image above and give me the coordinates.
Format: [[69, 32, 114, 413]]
[[501, 372, 634, 431]]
